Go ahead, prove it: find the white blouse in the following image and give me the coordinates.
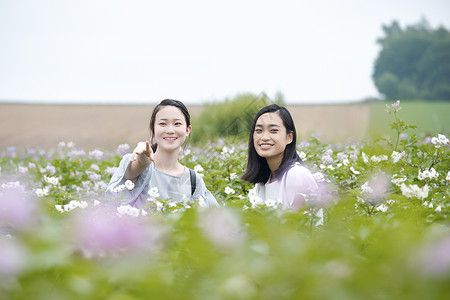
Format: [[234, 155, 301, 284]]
[[254, 162, 318, 210]]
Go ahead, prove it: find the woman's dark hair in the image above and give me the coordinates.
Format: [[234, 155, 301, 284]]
[[241, 104, 302, 184], [149, 99, 191, 152]]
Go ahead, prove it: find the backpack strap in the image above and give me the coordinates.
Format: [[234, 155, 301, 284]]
[[189, 168, 196, 196]]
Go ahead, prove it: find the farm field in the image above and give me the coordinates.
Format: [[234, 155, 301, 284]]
[[1, 102, 372, 151], [2, 101, 448, 152]]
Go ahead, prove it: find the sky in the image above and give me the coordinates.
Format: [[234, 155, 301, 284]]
[[1, 0, 449, 105]]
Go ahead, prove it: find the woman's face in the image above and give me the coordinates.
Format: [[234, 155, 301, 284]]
[[153, 106, 191, 152], [253, 112, 293, 160]]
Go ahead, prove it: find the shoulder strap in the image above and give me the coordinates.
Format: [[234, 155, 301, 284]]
[[189, 168, 196, 196]]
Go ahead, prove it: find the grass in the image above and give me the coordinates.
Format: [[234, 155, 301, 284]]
[[368, 100, 450, 140]]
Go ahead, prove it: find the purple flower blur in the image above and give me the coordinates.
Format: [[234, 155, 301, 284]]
[[0, 183, 37, 232], [0, 238, 28, 277], [116, 144, 130, 156], [415, 234, 450, 277], [71, 206, 163, 258]]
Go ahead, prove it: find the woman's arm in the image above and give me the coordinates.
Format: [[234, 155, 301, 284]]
[[124, 141, 154, 180]]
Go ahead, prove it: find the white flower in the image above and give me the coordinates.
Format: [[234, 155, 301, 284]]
[[88, 149, 104, 160], [312, 172, 325, 182], [249, 196, 264, 208], [90, 164, 100, 171], [194, 164, 204, 173], [391, 174, 407, 186], [93, 200, 101, 206], [400, 183, 429, 200], [362, 152, 369, 164], [225, 186, 235, 195], [431, 134, 449, 148], [54, 205, 64, 213], [148, 187, 160, 199], [446, 171, 450, 183], [298, 151, 307, 160], [64, 200, 80, 212], [18, 166, 28, 175], [248, 188, 264, 208], [221, 146, 235, 155], [391, 151, 402, 163], [45, 176, 59, 186], [350, 167, 360, 175], [111, 184, 125, 193], [117, 204, 142, 217], [35, 187, 50, 197], [264, 199, 278, 208], [376, 204, 388, 212], [155, 201, 164, 212], [361, 182, 373, 194], [435, 205, 442, 212], [124, 180, 135, 191], [229, 173, 237, 180], [418, 168, 439, 180], [105, 167, 118, 175], [438, 134, 449, 144], [78, 201, 88, 209]]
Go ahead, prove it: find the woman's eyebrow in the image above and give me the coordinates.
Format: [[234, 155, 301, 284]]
[[158, 118, 183, 121], [255, 123, 281, 127]]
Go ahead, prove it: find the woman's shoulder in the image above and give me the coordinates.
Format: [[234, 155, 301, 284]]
[[285, 162, 314, 178]]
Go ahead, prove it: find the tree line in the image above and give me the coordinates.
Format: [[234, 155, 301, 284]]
[[373, 18, 450, 101]]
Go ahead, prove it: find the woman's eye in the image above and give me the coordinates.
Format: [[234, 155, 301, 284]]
[[271, 129, 279, 133], [159, 122, 166, 126], [175, 122, 183, 126]]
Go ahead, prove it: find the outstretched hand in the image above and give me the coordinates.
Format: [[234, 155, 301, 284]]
[[131, 141, 154, 167]]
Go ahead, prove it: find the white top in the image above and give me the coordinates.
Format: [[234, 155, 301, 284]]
[[106, 154, 218, 208], [254, 162, 318, 209]]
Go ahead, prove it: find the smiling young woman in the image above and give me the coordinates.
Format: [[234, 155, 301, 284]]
[[241, 104, 318, 211], [106, 99, 218, 208]]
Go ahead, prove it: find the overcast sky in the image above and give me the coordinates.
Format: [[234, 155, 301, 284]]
[[1, 0, 449, 105]]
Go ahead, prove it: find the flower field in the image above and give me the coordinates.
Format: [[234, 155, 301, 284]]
[[0, 102, 449, 300]]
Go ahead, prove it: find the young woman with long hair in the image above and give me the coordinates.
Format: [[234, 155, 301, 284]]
[[241, 104, 317, 211], [107, 99, 218, 208]]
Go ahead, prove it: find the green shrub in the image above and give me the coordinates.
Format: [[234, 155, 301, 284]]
[[190, 92, 285, 144]]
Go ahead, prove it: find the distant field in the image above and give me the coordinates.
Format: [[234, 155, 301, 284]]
[[1, 102, 371, 151], [1, 101, 447, 152], [368, 101, 450, 139]]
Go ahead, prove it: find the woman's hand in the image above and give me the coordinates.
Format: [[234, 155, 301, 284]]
[[132, 141, 154, 168]]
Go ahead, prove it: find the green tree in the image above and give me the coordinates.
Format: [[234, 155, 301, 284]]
[[373, 19, 450, 101]]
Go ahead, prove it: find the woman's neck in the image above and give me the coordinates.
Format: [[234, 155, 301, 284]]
[[266, 154, 283, 182], [153, 149, 184, 176]]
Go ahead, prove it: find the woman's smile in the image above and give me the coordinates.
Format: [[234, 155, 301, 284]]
[[258, 142, 274, 150]]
